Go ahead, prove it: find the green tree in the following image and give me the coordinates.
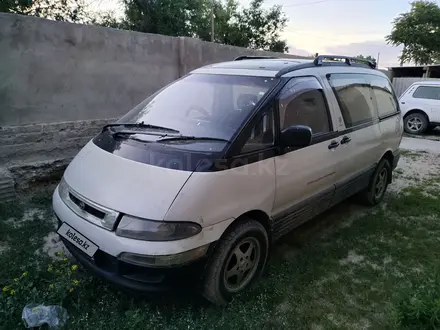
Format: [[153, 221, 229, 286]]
[[90, 11, 126, 29], [237, 0, 288, 52], [0, 0, 90, 22], [210, 0, 288, 52], [387, 0, 440, 65], [122, 0, 289, 52], [123, 0, 206, 37], [356, 54, 377, 65], [357, 54, 376, 61], [0, 0, 30, 14]]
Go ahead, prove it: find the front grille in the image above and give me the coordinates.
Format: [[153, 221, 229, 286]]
[[69, 193, 105, 219]]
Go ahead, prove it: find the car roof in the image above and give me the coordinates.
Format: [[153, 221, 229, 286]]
[[191, 58, 313, 77], [410, 81, 440, 86], [210, 58, 314, 71], [191, 56, 380, 78]]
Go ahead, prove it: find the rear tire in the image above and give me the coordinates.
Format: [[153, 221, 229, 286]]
[[202, 218, 269, 306], [359, 159, 391, 206], [404, 112, 428, 135]]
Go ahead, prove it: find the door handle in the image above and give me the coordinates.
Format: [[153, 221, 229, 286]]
[[340, 136, 351, 144], [328, 140, 340, 149]]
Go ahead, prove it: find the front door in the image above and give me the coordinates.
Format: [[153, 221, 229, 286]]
[[271, 76, 344, 239]]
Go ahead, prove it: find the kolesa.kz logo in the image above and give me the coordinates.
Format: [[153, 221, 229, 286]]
[[66, 229, 90, 250]]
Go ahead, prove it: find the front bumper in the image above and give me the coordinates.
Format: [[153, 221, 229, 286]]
[[52, 186, 233, 292], [61, 234, 209, 292], [53, 186, 233, 257]]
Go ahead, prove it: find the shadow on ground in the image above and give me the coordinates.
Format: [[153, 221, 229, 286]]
[[404, 127, 440, 141], [130, 197, 368, 309]]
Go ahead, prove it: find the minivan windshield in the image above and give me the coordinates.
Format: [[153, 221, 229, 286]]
[[117, 74, 279, 142]]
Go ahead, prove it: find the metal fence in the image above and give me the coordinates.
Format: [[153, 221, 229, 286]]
[[393, 77, 440, 97]]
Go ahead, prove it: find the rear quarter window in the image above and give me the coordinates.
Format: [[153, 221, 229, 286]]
[[368, 75, 399, 118]]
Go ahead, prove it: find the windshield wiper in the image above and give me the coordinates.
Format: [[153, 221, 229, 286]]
[[103, 122, 180, 134], [158, 136, 230, 143]]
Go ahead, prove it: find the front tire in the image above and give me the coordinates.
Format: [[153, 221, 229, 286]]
[[404, 112, 428, 134], [202, 218, 269, 306], [359, 159, 391, 206]]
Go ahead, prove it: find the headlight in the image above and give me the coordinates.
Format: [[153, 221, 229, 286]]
[[58, 177, 69, 201], [116, 215, 202, 241]]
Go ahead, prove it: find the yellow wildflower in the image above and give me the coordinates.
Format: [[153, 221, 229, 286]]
[[22, 272, 28, 277], [73, 280, 79, 286], [71, 265, 78, 271], [47, 266, 53, 272], [63, 258, 68, 262], [2, 286, 9, 293], [49, 284, 54, 289], [56, 252, 63, 257], [68, 288, 73, 293], [10, 290, 15, 295], [13, 278, 19, 282]]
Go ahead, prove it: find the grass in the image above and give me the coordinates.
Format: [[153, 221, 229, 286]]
[[400, 149, 427, 161], [2, 180, 440, 329]]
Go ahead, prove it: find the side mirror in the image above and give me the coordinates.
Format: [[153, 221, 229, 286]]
[[280, 125, 312, 148]]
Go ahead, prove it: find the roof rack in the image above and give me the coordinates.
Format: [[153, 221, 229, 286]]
[[276, 54, 376, 77], [314, 55, 376, 69], [234, 55, 279, 61]]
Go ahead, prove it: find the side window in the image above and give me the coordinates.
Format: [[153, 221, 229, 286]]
[[413, 86, 440, 100], [278, 77, 331, 135], [328, 74, 377, 128], [240, 108, 274, 154], [368, 75, 398, 117]]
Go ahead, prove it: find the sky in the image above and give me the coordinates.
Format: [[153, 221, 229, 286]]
[[88, 0, 436, 69]]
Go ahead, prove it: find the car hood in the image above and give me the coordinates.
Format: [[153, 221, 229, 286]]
[[63, 141, 192, 220]]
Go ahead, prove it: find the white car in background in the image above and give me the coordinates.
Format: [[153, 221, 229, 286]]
[[400, 81, 440, 134]]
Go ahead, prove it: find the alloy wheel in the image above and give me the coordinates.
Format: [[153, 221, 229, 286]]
[[223, 237, 261, 292], [407, 117, 423, 133], [374, 168, 388, 199]]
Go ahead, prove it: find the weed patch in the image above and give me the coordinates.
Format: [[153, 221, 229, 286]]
[[392, 273, 440, 330]]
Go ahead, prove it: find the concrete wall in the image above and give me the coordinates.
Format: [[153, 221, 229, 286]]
[[0, 13, 181, 127], [178, 37, 307, 76], [393, 77, 440, 97], [0, 118, 116, 165], [0, 13, 310, 198], [379, 69, 392, 80], [0, 13, 309, 128]]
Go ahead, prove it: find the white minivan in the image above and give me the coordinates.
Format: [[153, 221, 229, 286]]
[[400, 81, 440, 134], [53, 55, 403, 305]]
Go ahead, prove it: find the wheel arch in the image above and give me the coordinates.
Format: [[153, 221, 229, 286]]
[[380, 150, 394, 184], [220, 210, 272, 243], [403, 109, 430, 122]]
